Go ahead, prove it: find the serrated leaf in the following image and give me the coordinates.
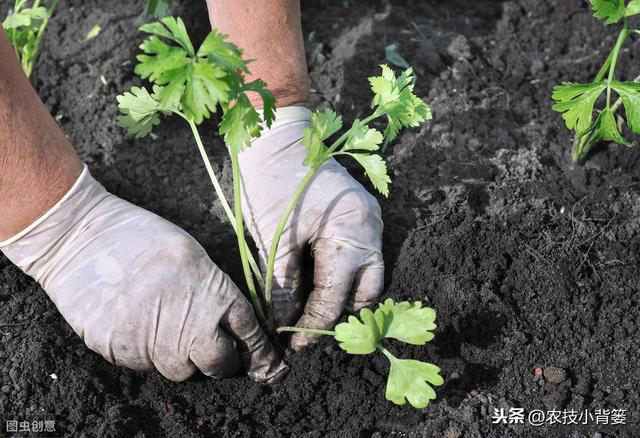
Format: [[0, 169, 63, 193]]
[[350, 153, 391, 197], [219, 94, 262, 154], [134, 18, 271, 131], [590, 107, 633, 147], [590, 0, 626, 24], [627, 0, 640, 16], [552, 81, 606, 134], [301, 108, 343, 166], [385, 356, 444, 409], [344, 120, 384, 151], [376, 298, 436, 345], [2, 6, 47, 30], [369, 65, 431, 143], [182, 62, 229, 123], [139, 16, 194, 55], [116, 86, 173, 138], [610, 80, 640, 134], [198, 29, 249, 74], [334, 308, 381, 355], [243, 79, 276, 127], [312, 108, 343, 140]]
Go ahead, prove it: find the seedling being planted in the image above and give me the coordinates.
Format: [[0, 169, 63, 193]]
[[262, 65, 432, 311], [552, 0, 640, 162], [2, 0, 61, 77], [116, 17, 275, 324], [278, 299, 444, 409]]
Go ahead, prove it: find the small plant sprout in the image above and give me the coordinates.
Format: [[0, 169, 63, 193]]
[[116, 17, 275, 325], [278, 299, 444, 409], [552, 0, 640, 162], [3, 0, 61, 77], [262, 64, 431, 312]]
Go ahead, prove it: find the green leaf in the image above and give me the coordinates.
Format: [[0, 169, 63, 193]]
[[139, 16, 194, 55], [344, 120, 384, 151], [552, 82, 606, 134], [301, 108, 343, 166], [311, 108, 343, 140], [610, 80, 640, 134], [134, 18, 272, 131], [116, 86, 174, 138], [219, 94, 262, 154], [198, 29, 249, 74], [140, 0, 171, 19], [350, 153, 391, 197], [376, 298, 437, 345], [334, 308, 381, 355], [590, 0, 626, 24], [590, 107, 633, 147], [3, 6, 47, 30], [182, 62, 229, 123], [243, 79, 277, 127], [385, 356, 444, 409], [627, 0, 640, 16], [369, 65, 432, 143]]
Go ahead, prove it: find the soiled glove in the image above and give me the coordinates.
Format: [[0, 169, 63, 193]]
[[240, 106, 385, 350], [0, 166, 285, 382]]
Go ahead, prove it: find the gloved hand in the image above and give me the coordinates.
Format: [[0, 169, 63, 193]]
[[239, 106, 385, 350], [0, 166, 286, 383]]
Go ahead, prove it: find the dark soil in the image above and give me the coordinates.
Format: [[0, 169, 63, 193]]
[[1, 0, 640, 436]]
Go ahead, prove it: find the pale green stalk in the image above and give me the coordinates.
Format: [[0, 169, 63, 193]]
[[186, 119, 265, 290]]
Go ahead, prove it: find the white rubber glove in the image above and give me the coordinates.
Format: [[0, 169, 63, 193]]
[[0, 166, 286, 382], [240, 106, 385, 350]]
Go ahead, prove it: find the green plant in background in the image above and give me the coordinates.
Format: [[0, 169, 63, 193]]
[[2, 0, 61, 77], [139, 0, 171, 20], [552, 0, 640, 163], [117, 16, 441, 409], [278, 299, 444, 409]]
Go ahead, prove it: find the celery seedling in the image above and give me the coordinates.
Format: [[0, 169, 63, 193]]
[[552, 0, 640, 162], [3, 0, 61, 77], [116, 17, 274, 324], [263, 65, 432, 309], [278, 299, 444, 409]]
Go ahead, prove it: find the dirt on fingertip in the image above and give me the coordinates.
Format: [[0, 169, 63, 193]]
[[1, 0, 639, 436]]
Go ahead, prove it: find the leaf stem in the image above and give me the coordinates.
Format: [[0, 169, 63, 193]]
[[276, 326, 336, 336], [376, 345, 396, 362], [572, 75, 640, 162], [263, 166, 317, 306], [231, 152, 267, 325], [605, 24, 628, 108], [187, 120, 265, 289]]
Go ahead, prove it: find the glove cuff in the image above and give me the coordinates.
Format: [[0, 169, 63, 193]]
[[0, 165, 109, 280]]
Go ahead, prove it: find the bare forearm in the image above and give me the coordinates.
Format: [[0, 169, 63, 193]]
[[0, 28, 82, 241], [207, 0, 310, 108]]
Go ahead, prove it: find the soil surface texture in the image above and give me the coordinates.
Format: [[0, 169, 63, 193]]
[[1, 0, 640, 437]]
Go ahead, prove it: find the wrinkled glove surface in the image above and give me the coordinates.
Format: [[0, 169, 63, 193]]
[[240, 106, 385, 350], [0, 166, 285, 382]]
